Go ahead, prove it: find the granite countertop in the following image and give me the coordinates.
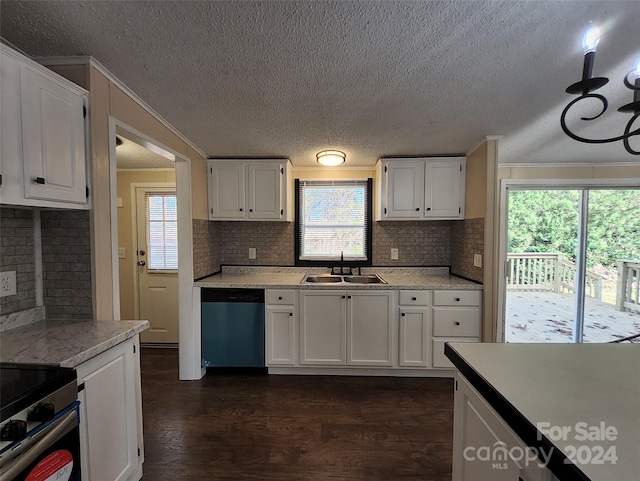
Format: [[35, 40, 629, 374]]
[[0, 319, 149, 368], [445, 342, 640, 481], [195, 266, 482, 290]]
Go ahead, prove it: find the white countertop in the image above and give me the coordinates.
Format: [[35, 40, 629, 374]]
[[195, 266, 482, 290], [0, 319, 149, 368], [446, 343, 640, 481]]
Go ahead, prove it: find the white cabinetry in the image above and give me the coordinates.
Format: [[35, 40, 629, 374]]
[[1, 44, 89, 209], [376, 157, 465, 220], [299, 290, 396, 367], [265, 289, 297, 365], [453, 374, 557, 481], [76, 335, 143, 481], [398, 290, 431, 367], [207, 159, 293, 221], [432, 290, 481, 368]]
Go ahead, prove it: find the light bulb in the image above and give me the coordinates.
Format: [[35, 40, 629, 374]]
[[582, 26, 600, 53]]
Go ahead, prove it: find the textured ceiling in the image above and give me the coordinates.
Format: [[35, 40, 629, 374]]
[[1, 1, 639, 166], [116, 137, 175, 170]]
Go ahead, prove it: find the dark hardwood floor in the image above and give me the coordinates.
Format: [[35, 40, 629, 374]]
[[140, 348, 454, 481]]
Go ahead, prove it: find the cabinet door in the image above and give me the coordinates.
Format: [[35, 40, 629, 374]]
[[399, 307, 430, 367], [384, 161, 425, 218], [20, 63, 87, 204], [266, 306, 296, 365], [299, 291, 346, 365], [425, 160, 464, 218], [247, 162, 283, 219], [76, 338, 141, 481], [208, 161, 245, 219], [347, 291, 395, 366]]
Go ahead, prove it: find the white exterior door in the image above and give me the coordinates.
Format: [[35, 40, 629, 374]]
[[347, 291, 395, 366], [384, 161, 424, 218], [20, 63, 87, 204], [425, 160, 464, 218], [135, 188, 179, 343], [247, 162, 282, 219], [208, 161, 245, 219], [299, 291, 346, 365]]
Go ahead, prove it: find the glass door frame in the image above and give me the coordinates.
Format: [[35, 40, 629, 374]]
[[497, 178, 640, 343]]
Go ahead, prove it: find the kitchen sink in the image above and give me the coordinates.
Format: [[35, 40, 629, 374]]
[[342, 275, 384, 284], [304, 275, 343, 283], [302, 274, 386, 284]]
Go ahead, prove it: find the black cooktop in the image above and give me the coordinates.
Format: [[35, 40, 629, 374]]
[[0, 363, 77, 422]]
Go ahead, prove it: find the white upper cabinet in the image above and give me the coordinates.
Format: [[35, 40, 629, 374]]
[[376, 157, 466, 220], [207, 159, 292, 221], [0, 44, 89, 209]]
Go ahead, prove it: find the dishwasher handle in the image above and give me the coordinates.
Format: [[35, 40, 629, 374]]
[[201, 288, 265, 303]]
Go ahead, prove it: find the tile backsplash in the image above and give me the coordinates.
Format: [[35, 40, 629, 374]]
[[373, 221, 451, 266], [450, 218, 484, 283], [0, 208, 36, 315], [193, 219, 220, 279], [41, 210, 93, 319], [216, 221, 294, 266]]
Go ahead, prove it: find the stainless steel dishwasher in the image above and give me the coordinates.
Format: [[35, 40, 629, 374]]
[[201, 288, 266, 372]]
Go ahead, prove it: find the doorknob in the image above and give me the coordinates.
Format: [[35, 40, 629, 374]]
[[137, 260, 146, 267]]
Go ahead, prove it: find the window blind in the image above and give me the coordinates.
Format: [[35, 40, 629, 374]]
[[146, 193, 178, 270], [298, 180, 369, 261]]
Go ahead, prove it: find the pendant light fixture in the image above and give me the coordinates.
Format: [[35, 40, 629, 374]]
[[561, 25, 640, 155], [316, 150, 346, 166]]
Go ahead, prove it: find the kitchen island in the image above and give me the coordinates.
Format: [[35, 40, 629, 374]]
[[445, 342, 639, 481], [1, 319, 149, 481]]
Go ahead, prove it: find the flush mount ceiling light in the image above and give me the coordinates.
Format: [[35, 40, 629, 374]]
[[316, 150, 346, 166], [561, 25, 640, 155]]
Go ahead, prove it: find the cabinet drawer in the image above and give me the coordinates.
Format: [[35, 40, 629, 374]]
[[266, 289, 296, 305], [433, 290, 480, 306], [399, 290, 430, 306], [432, 338, 479, 368], [433, 308, 480, 337]]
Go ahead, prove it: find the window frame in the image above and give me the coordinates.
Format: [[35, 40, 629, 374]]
[[145, 192, 178, 272], [294, 178, 373, 267]]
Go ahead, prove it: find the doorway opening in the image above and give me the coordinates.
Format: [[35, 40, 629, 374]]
[[115, 130, 179, 346], [503, 187, 640, 343]]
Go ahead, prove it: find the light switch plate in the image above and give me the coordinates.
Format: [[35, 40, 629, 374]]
[[1, 271, 17, 297], [474, 254, 483, 268], [249, 248, 257, 259], [118, 247, 126, 259], [391, 248, 399, 260]]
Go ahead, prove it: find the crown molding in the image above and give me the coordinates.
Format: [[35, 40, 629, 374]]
[[466, 135, 503, 157], [35, 55, 209, 161]]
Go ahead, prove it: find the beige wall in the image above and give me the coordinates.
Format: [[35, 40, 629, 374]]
[[465, 143, 488, 219], [116, 170, 176, 319], [48, 62, 208, 319], [498, 164, 640, 180]]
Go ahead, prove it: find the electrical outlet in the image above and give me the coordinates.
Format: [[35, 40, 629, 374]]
[[473, 254, 483, 268], [1, 271, 17, 297], [391, 248, 399, 260], [249, 248, 257, 259]]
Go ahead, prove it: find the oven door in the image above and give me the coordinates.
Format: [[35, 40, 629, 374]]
[[0, 402, 81, 481]]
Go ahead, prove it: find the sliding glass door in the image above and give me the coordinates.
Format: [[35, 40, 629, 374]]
[[504, 187, 640, 343]]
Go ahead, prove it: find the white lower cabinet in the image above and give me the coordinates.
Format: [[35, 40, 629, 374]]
[[299, 291, 346, 365], [266, 289, 297, 365], [299, 290, 395, 367], [76, 336, 143, 481], [432, 290, 481, 368], [398, 290, 431, 367], [347, 291, 395, 366], [453, 374, 558, 481]]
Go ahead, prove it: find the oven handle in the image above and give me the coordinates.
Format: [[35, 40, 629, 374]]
[[0, 409, 78, 481]]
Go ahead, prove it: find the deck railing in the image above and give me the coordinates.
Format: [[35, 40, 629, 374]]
[[616, 260, 640, 313], [506, 253, 603, 300]]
